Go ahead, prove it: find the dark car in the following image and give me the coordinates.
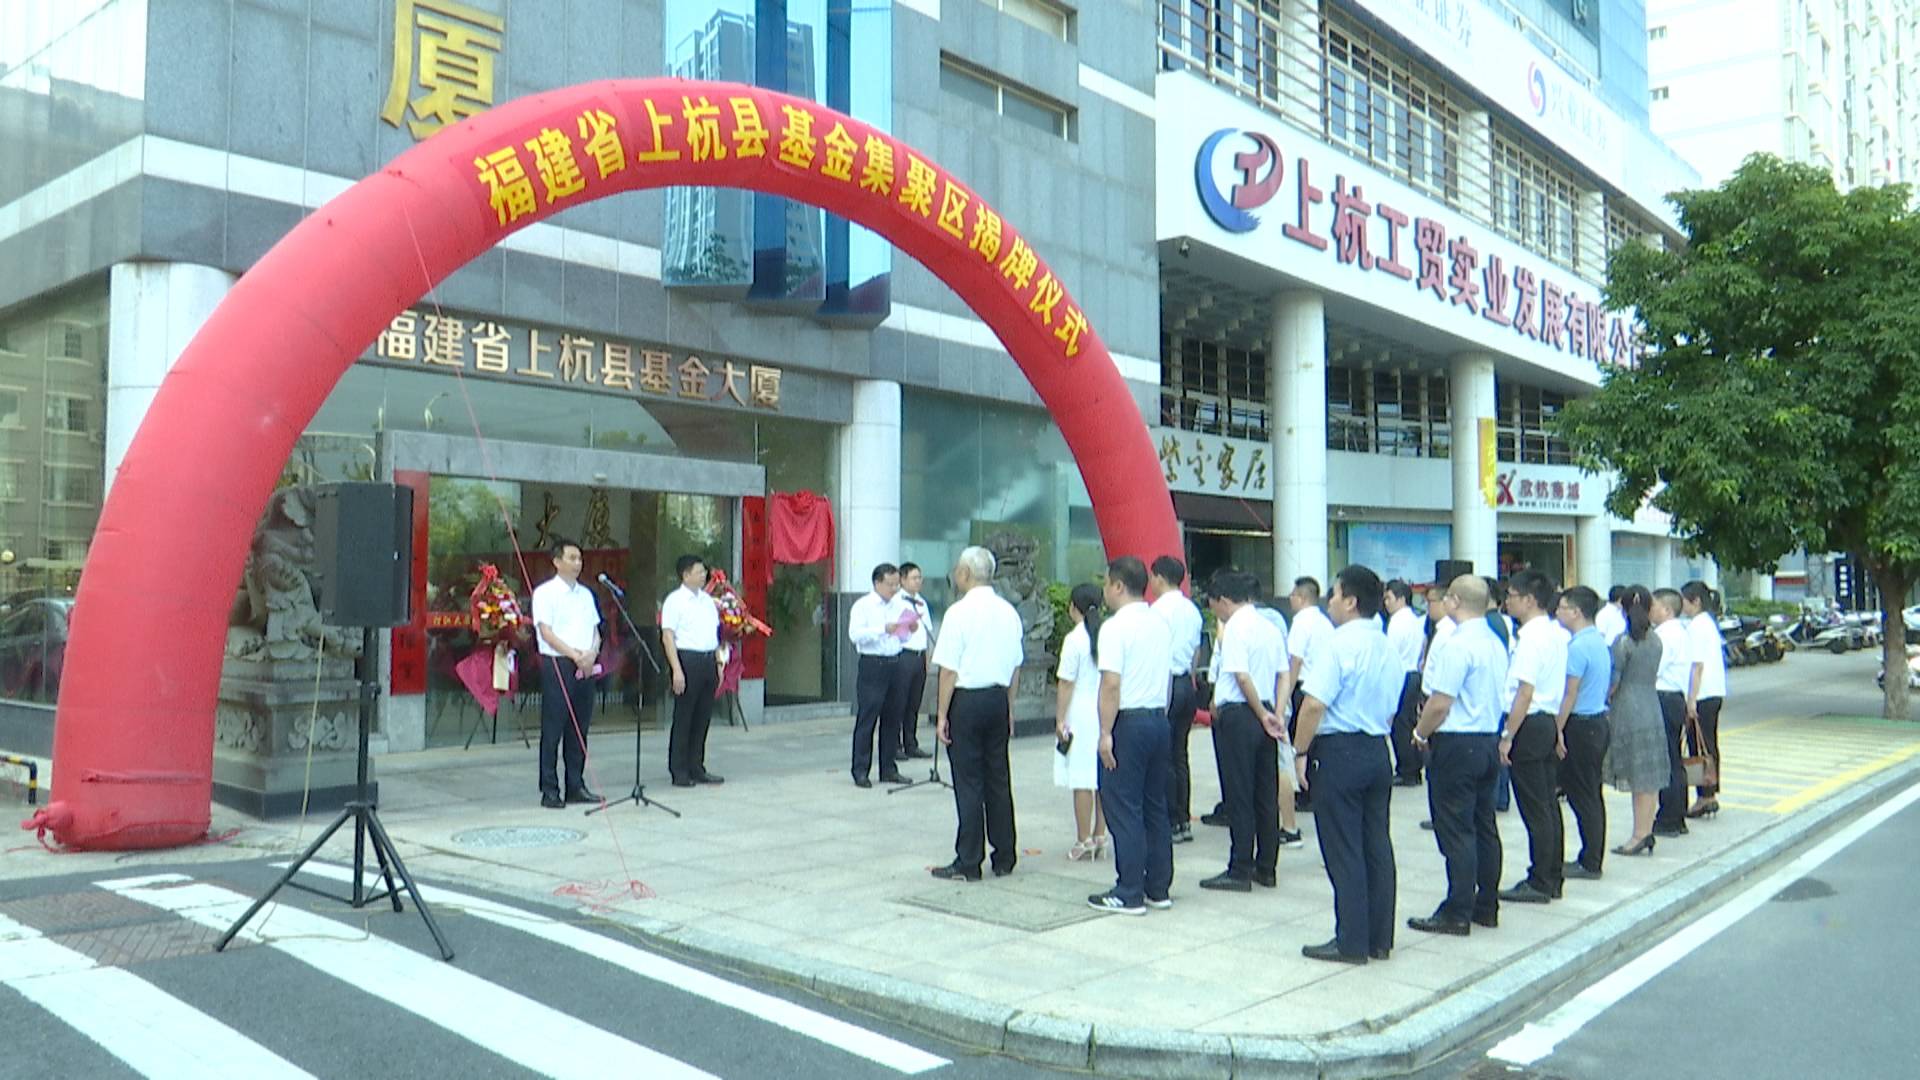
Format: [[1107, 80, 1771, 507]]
[[0, 598, 74, 703]]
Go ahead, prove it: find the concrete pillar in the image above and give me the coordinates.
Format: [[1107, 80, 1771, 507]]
[[1449, 352, 1499, 574], [834, 379, 902, 585], [1269, 290, 1328, 586], [106, 262, 236, 496], [1576, 513, 1613, 591], [1652, 540, 1676, 589]]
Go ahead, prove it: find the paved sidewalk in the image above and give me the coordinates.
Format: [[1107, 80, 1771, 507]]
[[6, 651, 1916, 1076]]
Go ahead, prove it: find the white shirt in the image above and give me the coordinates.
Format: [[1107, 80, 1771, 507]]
[[1504, 613, 1571, 717], [1097, 599, 1173, 710], [930, 585, 1023, 689], [900, 590, 935, 652], [1254, 605, 1287, 633], [1687, 612, 1729, 699], [1300, 617, 1402, 736], [1386, 605, 1425, 674], [1287, 604, 1335, 668], [661, 584, 720, 652], [1422, 617, 1511, 734], [1596, 603, 1628, 646], [1653, 617, 1692, 693], [1152, 591, 1204, 675], [848, 590, 909, 657], [532, 576, 601, 657], [1422, 614, 1458, 680], [1213, 604, 1286, 707]]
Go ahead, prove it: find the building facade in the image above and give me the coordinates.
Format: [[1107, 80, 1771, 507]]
[[1, 0, 1705, 768]]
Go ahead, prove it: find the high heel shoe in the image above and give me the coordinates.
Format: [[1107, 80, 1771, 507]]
[[1068, 839, 1096, 861], [1612, 835, 1655, 856], [1093, 834, 1110, 860], [1686, 799, 1720, 819]]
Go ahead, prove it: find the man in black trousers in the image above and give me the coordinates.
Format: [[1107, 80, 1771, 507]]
[[1498, 569, 1570, 904], [1293, 565, 1404, 963], [1148, 557, 1204, 844], [1408, 575, 1508, 935], [848, 562, 912, 787], [1198, 570, 1287, 893], [661, 554, 724, 788], [1650, 588, 1692, 837], [896, 562, 935, 760], [928, 546, 1024, 881]]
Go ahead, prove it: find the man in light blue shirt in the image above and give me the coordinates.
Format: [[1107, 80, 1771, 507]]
[[1294, 565, 1404, 964], [1556, 586, 1614, 879], [1408, 575, 1509, 935]]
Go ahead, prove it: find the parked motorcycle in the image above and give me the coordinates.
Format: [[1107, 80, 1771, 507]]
[[1876, 646, 1920, 690]]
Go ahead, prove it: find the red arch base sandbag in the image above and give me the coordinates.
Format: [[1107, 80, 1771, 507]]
[[25, 78, 1180, 850]]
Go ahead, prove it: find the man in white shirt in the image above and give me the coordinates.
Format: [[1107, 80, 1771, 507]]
[[895, 562, 936, 761], [532, 538, 603, 809], [929, 546, 1024, 882], [1149, 556, 1204, 843], [1294, 565, 1404, 964], [1088, 556, 1175, 915], [1680, 581, 1728, 818], [1409, 575, 1509, 935], [1199, 570, 1288, 893], [1384, 580, 1427, 787], [1281, 576, 1336, 811], [1650, 589, 1693, 836], [1595, 586, 1629, 646], [1497, 569, 1571, 904], [848, 563, 913, 788], [661, 554, 724, 788]]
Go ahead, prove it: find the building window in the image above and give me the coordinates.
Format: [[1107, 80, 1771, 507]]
[[44, 539, 88, 563], [1604, 205, 1641, 257], [0, 461, 20, 500], [1326, 366, 1451, 458], [939, 56, 1074, 139], [0, 388, 22, 429], [44, 393, 89, 435], [1496, 381, 1572, 465], [1160, 333, 1269, 441], [42, 464, 96, 506], [1321, 11, 1461, 201], [979, 0, 1070, 40], [1651, 86, 1670, 101], [1648, 25, 1667, 40], [1491, 130, 1582, 273], [59, 324, 86, 360]]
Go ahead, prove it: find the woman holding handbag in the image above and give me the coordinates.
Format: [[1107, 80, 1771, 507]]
[[1056, 584, 1108, 860], [1605, 586, 1668, 855]]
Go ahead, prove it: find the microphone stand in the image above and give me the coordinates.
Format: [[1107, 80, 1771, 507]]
[[586, 579, 680, 819], [890, 601, 952, 795]]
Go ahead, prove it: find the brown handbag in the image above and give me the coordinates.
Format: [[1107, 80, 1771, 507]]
[[1683, 712, 1719, 787]]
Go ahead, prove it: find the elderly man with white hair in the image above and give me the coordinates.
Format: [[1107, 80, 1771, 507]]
[[929, 546, 1026, 881]]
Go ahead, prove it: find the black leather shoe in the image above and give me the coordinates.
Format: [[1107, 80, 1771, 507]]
[[1393, 775, 1423, 787], [1472, 912, 1499, 929], [1408, 915, 1470, 936], [901, 747, 932, 759], [879, 772, 908, 785], [1253, 869, 1277, 888], [695, 773, 725, 785], [1652, 821, 1688, 837], [671, 778, 696, 788], [1301, 940, 1366, 965], [930, 863, 981, 882], [991, 864, 1015, 878], [1563, 862, 1602, 880], [541, 794, 565, 809], [1199, 872, 1253, 892], [1171, 822, 1195, 843], [1369, 947, 1392, 961], [1499, 882, 1554, 904], [1200, 811, 1229, 827], [565, 788, 602, 804], [853, 776, 873, 788], [1419, 819, 1435, 831]]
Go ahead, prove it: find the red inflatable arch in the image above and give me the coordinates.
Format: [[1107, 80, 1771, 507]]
[[25, 80, 1180, 850]]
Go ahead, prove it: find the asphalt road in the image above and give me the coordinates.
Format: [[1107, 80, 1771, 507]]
[[1421, 770, 1920, 1080], [0, 858, 1076, 1080]]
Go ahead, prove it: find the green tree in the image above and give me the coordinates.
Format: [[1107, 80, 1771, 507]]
[[1558, 156, 1920, 720]]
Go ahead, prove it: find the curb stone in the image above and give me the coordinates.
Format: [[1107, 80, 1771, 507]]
[[495, 753, 1920, 1079]]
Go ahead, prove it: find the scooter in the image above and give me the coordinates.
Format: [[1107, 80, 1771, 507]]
[[1876, 646, 1920, 690]]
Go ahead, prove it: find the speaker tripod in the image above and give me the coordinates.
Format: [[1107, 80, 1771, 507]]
[[217, 626, 453, 960], [889, 714, 952, 794], [585, 581, 680, 818]]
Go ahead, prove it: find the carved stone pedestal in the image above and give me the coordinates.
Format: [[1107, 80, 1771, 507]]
[[212, 658, 374, 818]]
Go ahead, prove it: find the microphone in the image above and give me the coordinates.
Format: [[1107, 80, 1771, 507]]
[[596, 573, 626, 598]]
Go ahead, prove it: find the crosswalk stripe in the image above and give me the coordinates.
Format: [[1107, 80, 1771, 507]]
[[0, 912, 314, 1079], [97, 875, 721, 1080], [281, 861, 952, 1075]]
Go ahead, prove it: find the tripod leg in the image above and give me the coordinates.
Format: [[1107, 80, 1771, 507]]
[[363, 810, 455, 961], [366, 813, 404, 913], [216, 806, 356, 951]]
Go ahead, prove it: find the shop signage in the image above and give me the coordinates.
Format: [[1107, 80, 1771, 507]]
[[1152, 427, 1273, 501], [1492, 466, 1600, 514], [382, 0, 504, 139], [1194, 127, 1637, 370], [365, 308, 783, 410]]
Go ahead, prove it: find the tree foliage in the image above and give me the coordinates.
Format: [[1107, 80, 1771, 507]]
[[1557, 155, 1920, 718]]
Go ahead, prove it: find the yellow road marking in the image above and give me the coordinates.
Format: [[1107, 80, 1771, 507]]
[[1768, 741, 1920, 814]]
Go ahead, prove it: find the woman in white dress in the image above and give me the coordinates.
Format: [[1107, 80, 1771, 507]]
[[1056, 584, 1108, 860]]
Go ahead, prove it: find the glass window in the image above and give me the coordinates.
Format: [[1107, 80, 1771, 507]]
[[1320, 11, 1460, 201], [0, 461, 20, 500], [983, 0, 1070, 40], [939, 55, 1073, 139], [42, 464, 95, 505], [0, 389, 22, 428], [44, 393, 90, 434], [1491, 129, 1586, 274]]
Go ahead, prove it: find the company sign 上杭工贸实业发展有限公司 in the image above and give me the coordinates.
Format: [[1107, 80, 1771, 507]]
[[1187, 120, 1638, 372]]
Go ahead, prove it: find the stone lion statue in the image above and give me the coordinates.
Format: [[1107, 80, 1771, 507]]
[[226, 487, 355, 661]]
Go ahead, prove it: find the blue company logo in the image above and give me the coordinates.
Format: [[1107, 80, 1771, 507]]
[[1527, 61, 1548, 116], [1195, 127, 1284, 234]]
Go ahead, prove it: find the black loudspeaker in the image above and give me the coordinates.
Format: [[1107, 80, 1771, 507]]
[[1434, 559, 1476, 587], [312, 482, 414, 628]]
